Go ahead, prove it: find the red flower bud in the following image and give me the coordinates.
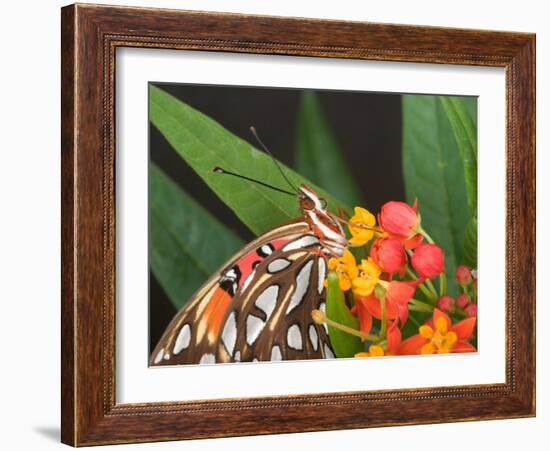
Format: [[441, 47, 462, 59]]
[[378, 201, 420, 238], [456, 265, 472, 286], [370, 237, 407, 274], [456, 293, 471, 309], [464, 303, 478, 318], [411, 243, 445, 279], [437, 295, 455, 313]]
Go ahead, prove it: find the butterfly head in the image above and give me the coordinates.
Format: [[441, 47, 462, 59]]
[[298, 185, 347, 257]]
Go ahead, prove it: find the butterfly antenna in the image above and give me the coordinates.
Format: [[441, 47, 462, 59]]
[[212, 167, 296, 196], [249, 126, 299, 193]]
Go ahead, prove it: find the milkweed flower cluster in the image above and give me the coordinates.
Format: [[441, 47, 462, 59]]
[[325, 200, 477, 357]]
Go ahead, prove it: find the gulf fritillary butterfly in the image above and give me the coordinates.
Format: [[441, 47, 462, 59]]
[[150, 133, 349, 366]]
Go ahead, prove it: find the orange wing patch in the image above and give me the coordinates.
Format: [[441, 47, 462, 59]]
[[197, 287, 233, 344]]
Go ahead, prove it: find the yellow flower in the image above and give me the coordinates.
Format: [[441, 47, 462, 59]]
[[355, 345, 385, 358], [326, 250, 358, 291], [351, 257, 382, 297], [348, 207, 377, 246], [418, 317, 458, 354]]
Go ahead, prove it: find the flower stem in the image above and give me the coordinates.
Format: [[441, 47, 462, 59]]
[[425, 278, 438, 298], [419, 227, 435, 244], [406, 266, 436, 301], [408, 314, 421, 328], [439, 272, 448, 297], [409, 298, 434, 313], [409, 305, 431, 314], [311, 310, 378, 342]]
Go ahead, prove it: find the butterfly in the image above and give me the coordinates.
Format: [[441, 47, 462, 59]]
[[150, 134, 349, 366]]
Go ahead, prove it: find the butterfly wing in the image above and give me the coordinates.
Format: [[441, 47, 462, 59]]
[[150, 221, 311, 366], [228, 236, 334, 362]]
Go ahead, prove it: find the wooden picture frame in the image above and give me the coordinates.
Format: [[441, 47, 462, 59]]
[[61, 3, 535, 446]]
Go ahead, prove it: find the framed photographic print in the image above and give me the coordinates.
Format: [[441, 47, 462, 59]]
[[61, 3, 536, 446]]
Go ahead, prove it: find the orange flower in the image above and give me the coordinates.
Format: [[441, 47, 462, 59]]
[[352, 280, 415, 330], [351, 294, 376, 335], [398, 309, 477, 355], [386, 320, 402, 355], [386, 281, 416, 326]]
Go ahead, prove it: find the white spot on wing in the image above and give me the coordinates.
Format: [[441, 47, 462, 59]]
[[234, 351, 241, 362], [173, 324, 191, 355], [282, 235, 319, 252], [287, 324, 303, 350], [324, 343, 335, 359], [246, 315, 265, 345], [317, 258, 326, 295], [255, 285, 279, 319], [271, 345, 282, 361], [199, 353, 216, 364], [153, 348, 164, 364], [267, 258, 291, 273], [286, 260, 313, 314], [225, 268, 237, 279], [261, 244, 273, 255], [309, 324, 319, 351], [221, 312, 237, 356]]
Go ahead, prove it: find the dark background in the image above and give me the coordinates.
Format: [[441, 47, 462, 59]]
[[149, 83, 404, 352]]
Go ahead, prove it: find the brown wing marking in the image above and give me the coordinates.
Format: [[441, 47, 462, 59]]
[[279, 255, 333, 360], [227, 235, 334, 362], [262, 254, 333, 361]]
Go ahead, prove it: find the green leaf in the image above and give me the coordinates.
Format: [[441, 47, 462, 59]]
[[150, 85, 350, 237], [325, 271, 364, 358], [402, 95, 472, 296], [439, 96, 478, 216], [149, 163, 245, 309], [295, 91, 362, 206], [463, 97, 478, 124], [463, 216, 478, 269]]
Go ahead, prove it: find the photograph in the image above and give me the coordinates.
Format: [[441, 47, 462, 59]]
[[0, 0, 543, 448], [148, 83, 479, 366]]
